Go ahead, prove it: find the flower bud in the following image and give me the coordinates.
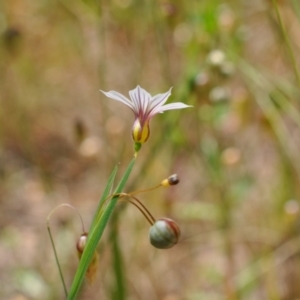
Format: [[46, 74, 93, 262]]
[[76, 232, 99, 283], [76, 232, 88, 257], [132, 119, 150, 144], [161, 174, 180, 187], [149, 218, 181, 249]]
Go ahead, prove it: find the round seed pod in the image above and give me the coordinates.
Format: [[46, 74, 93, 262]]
[[168, 174, 179, 185], [149, 218, 181, 249], [76, 232, 88, 256], [76, 232, 99, 283], [161, 174, 180, 187]]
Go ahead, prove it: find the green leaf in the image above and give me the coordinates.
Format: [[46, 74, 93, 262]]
[[89, 164, 119, 232], [67, 157, 136, 300]]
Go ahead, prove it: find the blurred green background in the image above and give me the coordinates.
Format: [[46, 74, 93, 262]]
[[1, 0, 300, 299]]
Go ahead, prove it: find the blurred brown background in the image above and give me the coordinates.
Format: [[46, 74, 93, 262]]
[[1, 0, 300, 299]]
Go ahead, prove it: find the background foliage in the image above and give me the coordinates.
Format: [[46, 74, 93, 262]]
[[1, 0, 300, 299]]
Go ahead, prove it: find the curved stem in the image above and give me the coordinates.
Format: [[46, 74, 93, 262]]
[[47, 225, 68, 298], [47, 203, 85, 233], [101, 191, 156, 225], [118, 194, 156, 225], [46, 203, 86, 298]]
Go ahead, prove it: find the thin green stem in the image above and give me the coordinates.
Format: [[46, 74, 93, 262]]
[[110, 211, 126, 300], [98, 190, 160, 225], [47, 226, 68, 298], [127, 184, 162, 197], [98, 192, 156, 225], [47, 203, 86, 298], [119, 195, 156, 225], [89, 165, 119, 232]]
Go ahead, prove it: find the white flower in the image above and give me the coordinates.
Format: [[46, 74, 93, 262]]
[[101, 85, 191, 145]]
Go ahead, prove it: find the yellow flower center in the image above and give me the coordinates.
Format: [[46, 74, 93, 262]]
[[132, 119, 150, 143]]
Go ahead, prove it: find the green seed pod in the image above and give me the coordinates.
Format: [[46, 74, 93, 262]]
[[149, 218, 181, 249]]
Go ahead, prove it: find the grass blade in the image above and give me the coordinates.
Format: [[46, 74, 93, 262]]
[[67, 157, 136, 300], [89, 164, 119, 232]]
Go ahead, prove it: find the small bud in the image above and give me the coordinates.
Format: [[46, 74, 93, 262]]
[[149, 218, 181, 249], [76, 232, 99, 283], [76, 232, 88, 257], [168, 174, 180, 185], [161, 174, 180, 187], [132, 119, 150, 144]]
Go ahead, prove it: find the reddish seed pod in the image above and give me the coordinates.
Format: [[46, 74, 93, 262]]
[[149, 218, 181, 249], [76, 232, 88, 256], [168, 174, 179, 185], [76, 232, 99, 283], [161, 174, 180, 187]]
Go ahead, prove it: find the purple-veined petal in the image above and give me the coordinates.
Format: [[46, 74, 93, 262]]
[[137, 86, 148, 115], [129, 85, 151, 115], [101, 86, 192, 125], [149, 102, 191, 117], [129, 87, 140, 113], [100, 90, 134, 110], [149, 88, 172, 111]]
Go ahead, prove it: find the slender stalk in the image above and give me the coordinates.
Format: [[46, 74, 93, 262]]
[[127, 184, 162, 197], [124, 200, 154, 225], [119, 195, 156, 225], [129, 195, 156, 224], [47, 226, 68, 298], [94, 179, 161, 225], [108, 190, 156, 300], [47, 203, 86, 298], [89, 165, 119, 232], [110, 211, 126, 300]]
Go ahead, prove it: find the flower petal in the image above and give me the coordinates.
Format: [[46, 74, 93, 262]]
[[100, 90, 134, 110], [149, 88, 172, 111], [150, 102, 192, 117], [129, 85, 151, 115]]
